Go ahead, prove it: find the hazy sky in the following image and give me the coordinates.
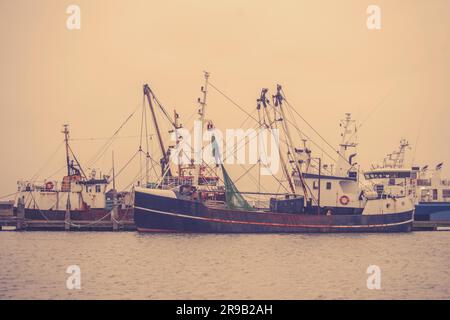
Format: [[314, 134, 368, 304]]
[[1, 0, 449, 196]]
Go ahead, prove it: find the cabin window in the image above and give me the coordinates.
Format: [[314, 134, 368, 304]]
[[86, 186, 89, 193], [420, 190, 429, 201], [313, 181, 319, 190], [400, 172, 411, 178], [389, 178, 396, 186], [443, 189, 450, 199], [417, 179, 431, 186], [433, 189, 438, 200], [326, 182, 332, 190], [95, 185, 101, 193]]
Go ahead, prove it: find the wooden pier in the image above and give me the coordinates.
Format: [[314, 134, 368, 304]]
[[0, 197, 137, 231], [412, 220, 450, 231], [0, 217, 136, 231], [0, 202, 136, 231], [25, 220, 136, 231], [2, 216, 450, 232]]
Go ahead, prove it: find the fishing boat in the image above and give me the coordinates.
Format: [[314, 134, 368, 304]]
[[0, 201, 14, 216], [134, 73, 414, 233], [13, 125, 133, 224], [414, 163, 450, 221], [369, 140, 450, 221]]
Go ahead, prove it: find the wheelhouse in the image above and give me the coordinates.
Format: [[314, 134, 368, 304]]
[[364, 169, 414, 180]]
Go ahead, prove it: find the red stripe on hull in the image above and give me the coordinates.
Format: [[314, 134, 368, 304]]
[[137, 227, 182, 233]]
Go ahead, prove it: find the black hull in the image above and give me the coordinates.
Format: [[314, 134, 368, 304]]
[[18, 208, 134, 221], [414, 202, 450, 221], [134, 190, 413, 233]]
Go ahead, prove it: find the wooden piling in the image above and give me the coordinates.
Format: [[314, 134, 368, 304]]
[[16, 197, 25, 230], [111, 189, 119, 231], [64, 195, 71, 231]]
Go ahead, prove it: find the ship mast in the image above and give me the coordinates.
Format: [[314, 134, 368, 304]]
[[62, 124, 71, 176], [258, 88, 296, 195], [272, 85, 309, 198], [336, 113, 357, 177], [61, 124, 84, 178], [173, 109, 182, 176], [194, 71, 210, 185], [383, 139, 410, 169]]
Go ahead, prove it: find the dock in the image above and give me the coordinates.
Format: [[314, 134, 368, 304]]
[[0, 217, 136, 231], [0, 201, 136, 231], [412, 220, 450, 231], [0, 199, 448, 232], [24, 220, 136, 231], [1, 216, 449, 232]]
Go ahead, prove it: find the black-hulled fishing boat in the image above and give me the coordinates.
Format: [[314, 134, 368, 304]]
[[134, 181, 413, 233], [134, 74, 414, 233]]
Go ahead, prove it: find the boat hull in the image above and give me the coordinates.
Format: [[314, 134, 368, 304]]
[[134, 190, 413, 233], [415, 202, 450, 221]]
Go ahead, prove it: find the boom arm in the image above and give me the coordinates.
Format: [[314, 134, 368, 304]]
[[143, 84, 172, 177]]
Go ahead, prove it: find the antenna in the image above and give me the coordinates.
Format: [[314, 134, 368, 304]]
[[62, 124, 71, 176]]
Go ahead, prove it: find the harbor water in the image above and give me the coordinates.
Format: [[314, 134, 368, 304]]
[[0, 231, 449, 299]]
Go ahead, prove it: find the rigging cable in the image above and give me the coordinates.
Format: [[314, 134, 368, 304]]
[[29, 140, 65, 182], [411, 107, 426, 166], [208, 83, 325, 196], [0, 191, 19, 200], [87, 103, 141, 168], [209, 82, 339, 165]]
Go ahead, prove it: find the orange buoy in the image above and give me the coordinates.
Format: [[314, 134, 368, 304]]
[[339, 195, 350, 205]]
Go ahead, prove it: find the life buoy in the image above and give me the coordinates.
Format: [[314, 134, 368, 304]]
[[339, 195, 350, 206], [45, 181, 54, 190]]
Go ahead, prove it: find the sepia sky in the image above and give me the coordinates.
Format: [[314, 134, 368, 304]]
[[0, 0, 449, 196]]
